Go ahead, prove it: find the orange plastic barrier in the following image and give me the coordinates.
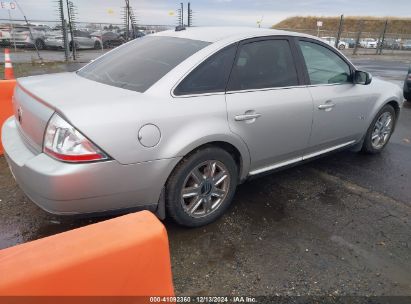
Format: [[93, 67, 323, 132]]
[[0, 211, 174, 297], [0, 79, 16, 155]]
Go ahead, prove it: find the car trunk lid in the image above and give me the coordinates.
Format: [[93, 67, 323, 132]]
[[13, 72, 144, 154], [13, 83, 55, 153]]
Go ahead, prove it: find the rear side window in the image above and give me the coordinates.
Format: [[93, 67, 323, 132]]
[[228, 39, 299, 91], [299, 41, 351, 85], [78, 36, 210, 93], [174, 44, 237, 96]]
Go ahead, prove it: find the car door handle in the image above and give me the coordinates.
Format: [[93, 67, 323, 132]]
[[318, 103, 336, 110], [234, 113, 262, 121]]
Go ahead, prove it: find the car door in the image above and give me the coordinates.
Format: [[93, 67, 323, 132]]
[[296, 38, 376, 156], [225, 37, 314, 174], [85, 33, 95, 48], [75, 31, 90, 48]]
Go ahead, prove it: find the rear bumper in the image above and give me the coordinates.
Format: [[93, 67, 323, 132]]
[[2, 116, 181, 215]]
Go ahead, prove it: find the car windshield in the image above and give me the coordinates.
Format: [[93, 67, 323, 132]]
[[77, 36, 210, 93]]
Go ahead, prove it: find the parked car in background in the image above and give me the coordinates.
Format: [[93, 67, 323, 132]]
[[404, 65, 411, 102], [44, 29, 102, 50], [2, 27, 403, 227], [70, 30, 102, 50], [379, 38, 401, 50], [0, 25, 11, 46], [10, 25, 51, 49], [44, 30, 65, 49], [321, 36, 348, 50], [402, 40, 411, 50], [341, 38, 358, 49], [91, 31, 125, 48], [118, 29, 145, 41], [360, 38, 377, 49]]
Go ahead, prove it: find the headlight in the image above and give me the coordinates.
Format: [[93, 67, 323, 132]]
[[43, 113, 109, 163]]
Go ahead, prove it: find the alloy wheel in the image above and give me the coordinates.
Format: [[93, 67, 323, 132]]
[[181, 160, 230, 218], [371, 111, 393, 149]]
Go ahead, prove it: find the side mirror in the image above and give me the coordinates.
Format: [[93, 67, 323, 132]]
[[354, 70, 372, 85]]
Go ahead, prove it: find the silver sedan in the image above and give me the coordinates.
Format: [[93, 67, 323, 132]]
[[2, 27, 403, 227]]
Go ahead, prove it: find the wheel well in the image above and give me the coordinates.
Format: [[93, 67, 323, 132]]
[[386, 100, 400, 118], [185, 141, 243, 180]]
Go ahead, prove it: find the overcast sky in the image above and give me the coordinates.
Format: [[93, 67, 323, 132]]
[[1, 0, 410, 27]]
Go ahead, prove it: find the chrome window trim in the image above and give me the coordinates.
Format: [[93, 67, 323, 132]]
[[171, 82, 352, 98], [226, 85, 308, 95], [306, 82, 354, 88], [171, 91, 226, 99], [248, 140, 356, 176]]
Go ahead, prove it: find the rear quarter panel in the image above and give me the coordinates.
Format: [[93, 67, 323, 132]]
[[62, 92, 251, 180]]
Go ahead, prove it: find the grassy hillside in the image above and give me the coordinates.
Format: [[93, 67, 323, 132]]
[[273, 16, 411, 35]]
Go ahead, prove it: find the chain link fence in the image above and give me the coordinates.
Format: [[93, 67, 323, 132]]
[[275, 17, 411, 55], [0, 19, 171, 63]]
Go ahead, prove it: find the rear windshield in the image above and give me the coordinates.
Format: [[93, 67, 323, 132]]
[[77, 36, 210, 93]]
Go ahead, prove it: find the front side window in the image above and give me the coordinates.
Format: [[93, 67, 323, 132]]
[[228, 39, 299, 91], [78, 36, 210, 93], [174, 44, 237, 95], [299, 41, 352, 85]]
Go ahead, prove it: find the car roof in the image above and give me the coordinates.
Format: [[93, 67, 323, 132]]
[[154, 26, 315, 43]]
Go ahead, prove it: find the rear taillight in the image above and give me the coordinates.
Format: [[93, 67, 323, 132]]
[[43, 113, 109, 163], [408, 74, 411, 80]]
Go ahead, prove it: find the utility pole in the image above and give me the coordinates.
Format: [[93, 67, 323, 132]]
[[124, 0, 130, 40], [177, 2, 184, 27], [187, 2, 193, 27], [377, 20, 388, 55], [66, 0, 76, 60], [57, 0, 69, 61], [181, 3, 184, 27], [123, 0, 137, 40], [335, 14, 344, 49]]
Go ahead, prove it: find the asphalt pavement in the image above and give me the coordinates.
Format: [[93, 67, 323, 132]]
[[0, 51, 410, 297]]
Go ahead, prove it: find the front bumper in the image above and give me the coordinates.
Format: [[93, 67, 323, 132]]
[[2, 117, 181, 215]]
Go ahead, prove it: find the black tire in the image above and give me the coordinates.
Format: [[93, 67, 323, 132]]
[[166, 147, 238, 227], [94, 41, 101, 50], [338, 44, 346, 50], [361, 104, 396, 154], [35, 39, 45, 50], [404, 92, 411, 102]]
